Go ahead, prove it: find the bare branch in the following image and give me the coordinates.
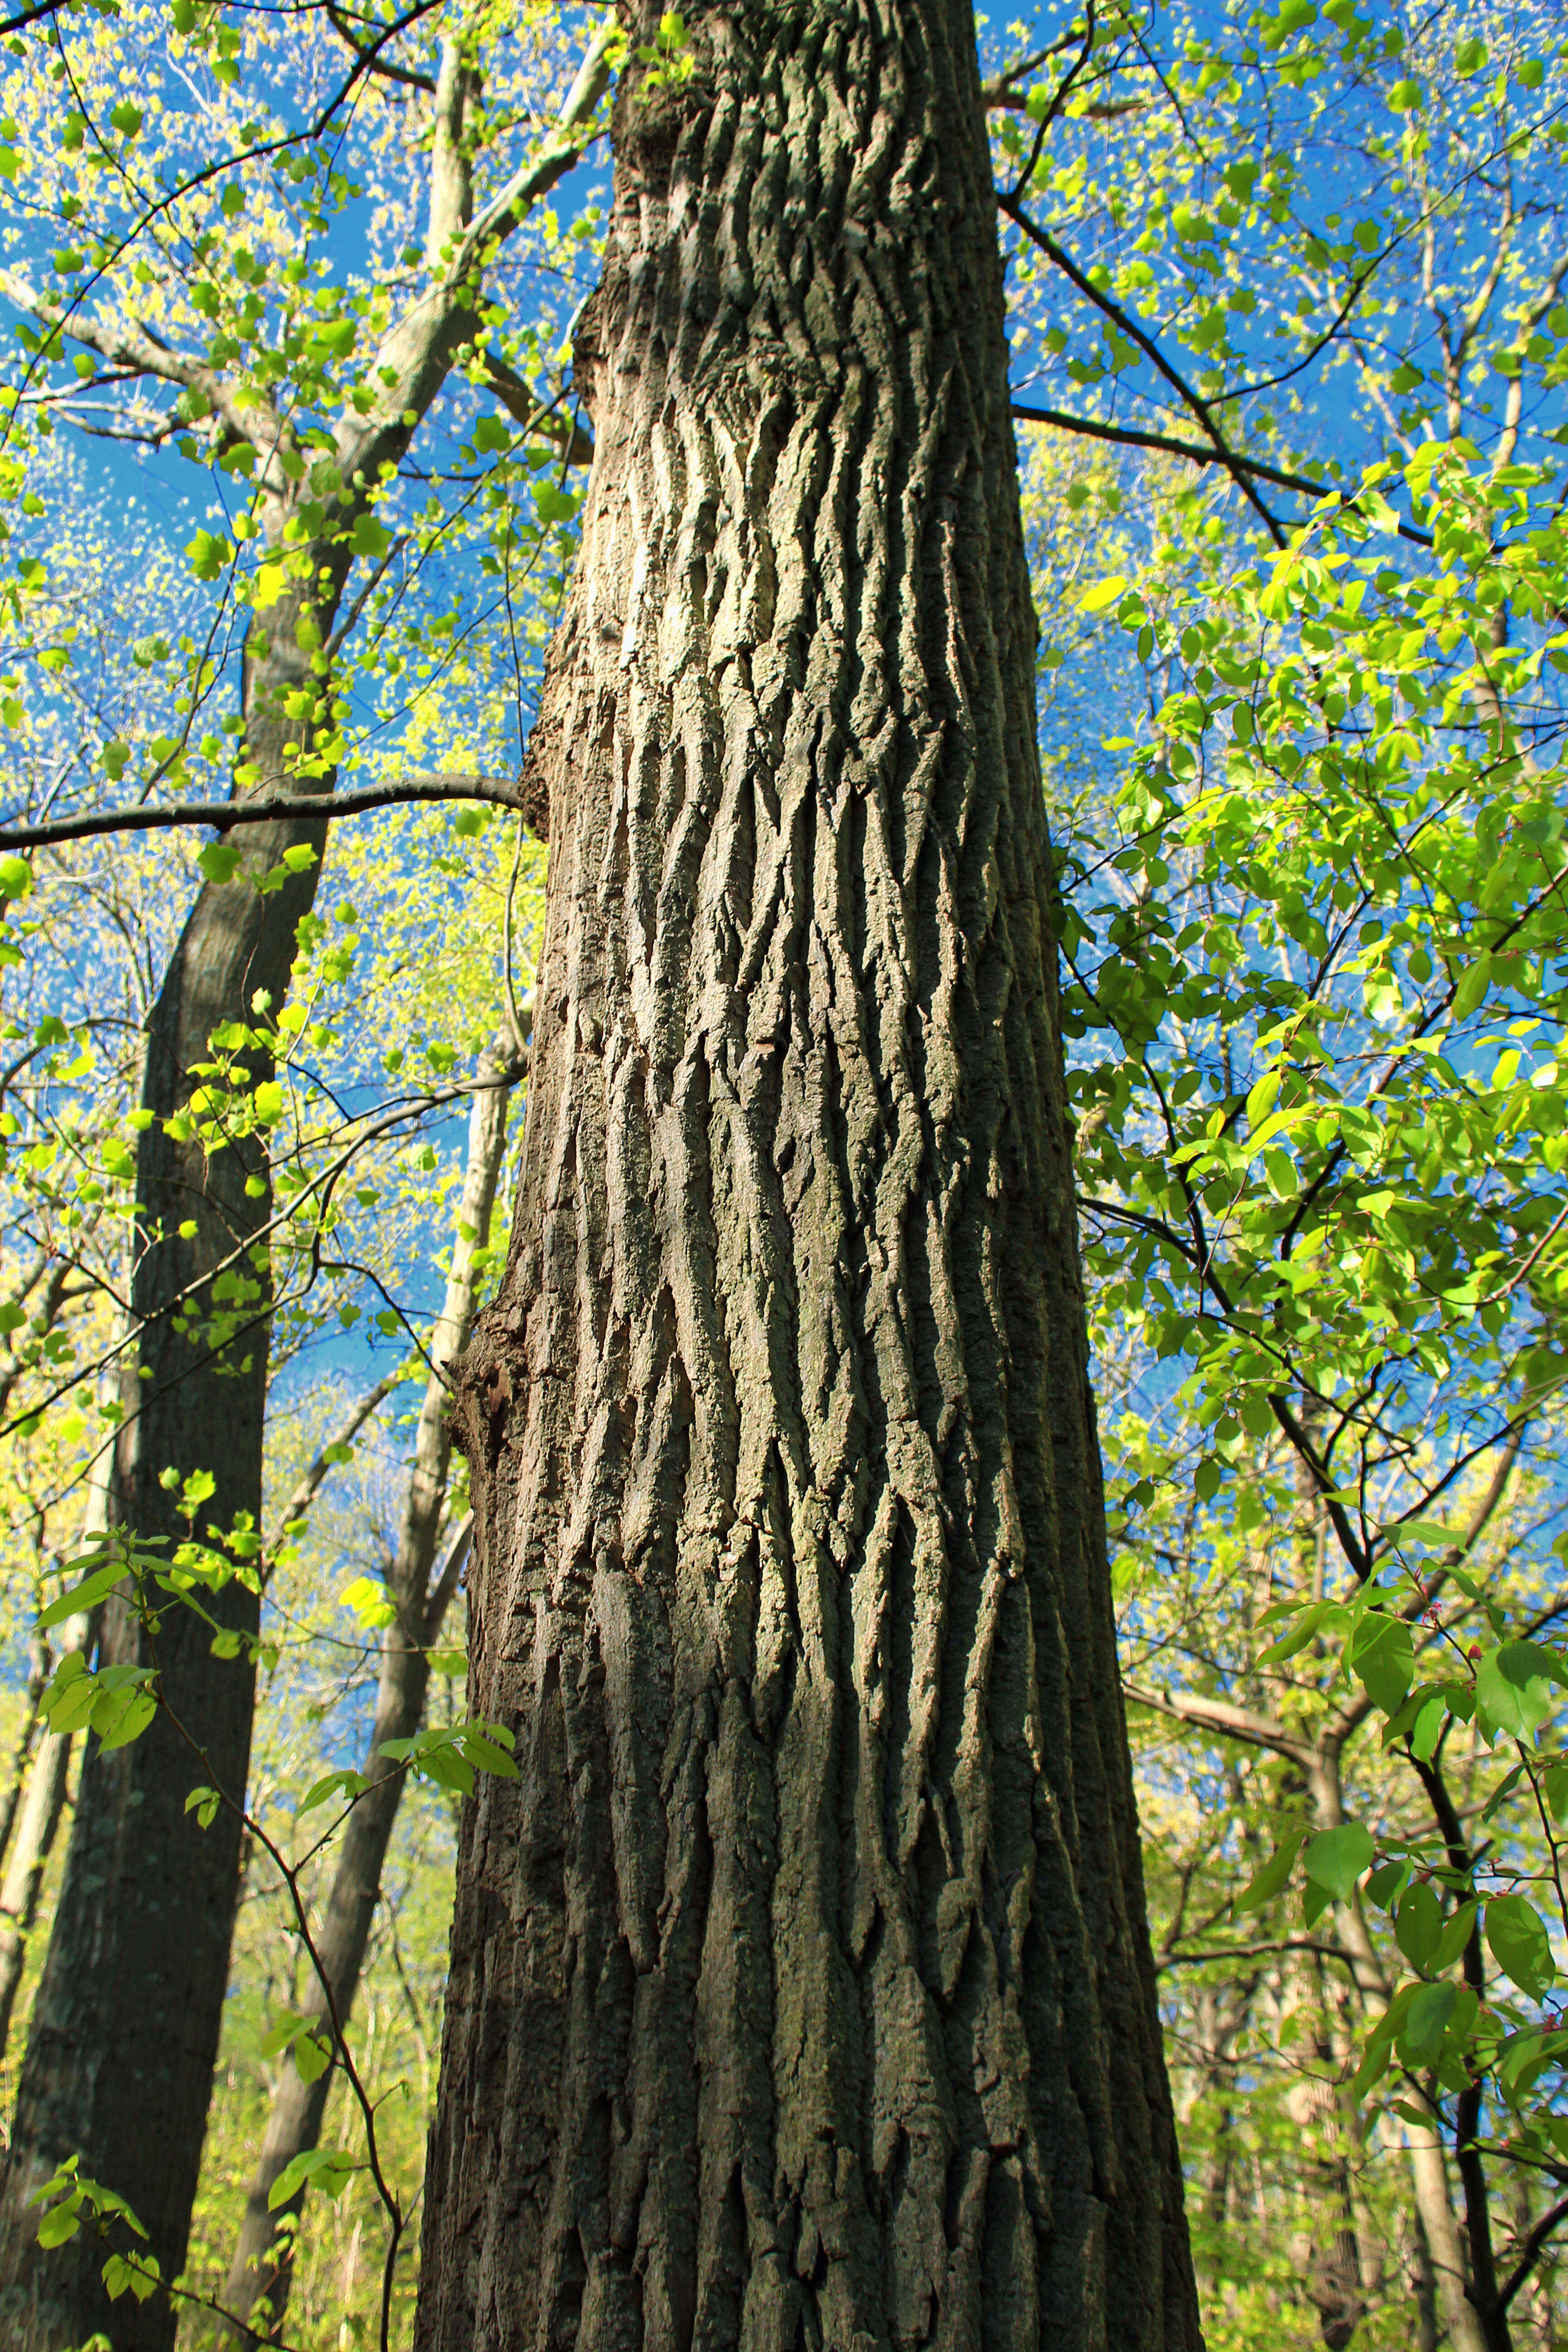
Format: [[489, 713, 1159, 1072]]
[[265, 1371, 401, 1583], [1124, 1680, 1313, 1766], [0, 268, 289, 456], [998, 191, 1288, 546], [1012, 401, 1433, 547], [0, 773, 529, 852]]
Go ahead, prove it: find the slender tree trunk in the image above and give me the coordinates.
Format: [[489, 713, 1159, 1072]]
[[1284, 1967, 1365, 2351], [0, 1366, 121, 2061], [1306, 1747, 1487, 2352], [416, 6, 1203, 2346], [0, 1627, 49, 1879], [0, 582, 346, 2352], [220, 1043, 518, 2341], [0, 39, 603, 2347], [1406, 2204, 1441, 2352]]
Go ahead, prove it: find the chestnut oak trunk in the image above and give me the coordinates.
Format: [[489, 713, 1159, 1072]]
[[416, 5, 1200, 2349]]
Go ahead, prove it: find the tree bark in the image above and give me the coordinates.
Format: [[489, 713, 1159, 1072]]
[[415, 6, 1203, 2347], [220, 1043, 518, 2342], [0, 1324, 128, 2065]]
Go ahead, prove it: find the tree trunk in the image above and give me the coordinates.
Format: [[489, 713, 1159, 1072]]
[[1304, 1747, 1488, 2352], [0, 1626, 49, 1880], [221, 1043, 518, 2342], [0, 581, 345, 2352], [0, 1349, 125, 2061], [415, 6, 1203, 2347]]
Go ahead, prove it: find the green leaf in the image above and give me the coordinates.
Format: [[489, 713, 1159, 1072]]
[[1486, 1894, 1556, 1998], [268, 2145, 355, 2210], [198, 843, 242, 886], [1430, 1900, 1478, 1977], [186, 528, 231, 581], [1411, 1692, 1447, 1764], [1366, 1859, 1411, 1911], [1400, 1980, 1457, 2063], [1255, 1599, 1334, 1665], [1078, 575, 1128, 615], [1352, 1610, 1415, 1714], [1455, 35, 1487, 74], [297, 1769, 369, 1815], [42, 1656, 98, 1735], [92, 1686, 157, 1751], [456, 1729, 519, 1778], [1476, 1644, 1562, 1741], [36, 2200, 80, 2248], [351, 513, 391, 558], [1303, 1820, 1374, 1904], [0, 854, 32, 900], [37, 1558, 125, 1628], [1394, 1880, 1442, 1971], [1234, 1832, 1305, 1915], [294, 2028, 332, 2084]]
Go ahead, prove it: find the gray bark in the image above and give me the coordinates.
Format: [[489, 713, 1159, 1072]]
[[415, 5, 1203, 2347], [220, 1044, 516, 2342]]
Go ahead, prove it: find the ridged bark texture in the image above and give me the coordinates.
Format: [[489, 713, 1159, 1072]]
[[0, 574, 342, 2352], [416, 5, 1201, 2348]]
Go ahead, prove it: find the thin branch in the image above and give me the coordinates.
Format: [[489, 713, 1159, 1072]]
[[264, 1371, 401, 1586], [998, 190, 1287, 544], [1124, 1679, 1312, 1765], [0, 0, 75, 34], [0, 774, 529, 852], [1011, 402, 1433, 547], [325, 0, 434, 88], [1496, 2192, 1568, 2317], [1161, 1938, 1349, 1968]]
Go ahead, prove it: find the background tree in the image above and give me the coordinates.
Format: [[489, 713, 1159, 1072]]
[[0, 3, 603, 2340]]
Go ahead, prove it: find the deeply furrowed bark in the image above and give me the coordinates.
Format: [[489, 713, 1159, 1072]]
[[220, 1044, 518, 2343], [416, 5, 1202, 2347]]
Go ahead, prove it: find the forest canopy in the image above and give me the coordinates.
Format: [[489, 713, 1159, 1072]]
[[0, 0, 1565, 2347]]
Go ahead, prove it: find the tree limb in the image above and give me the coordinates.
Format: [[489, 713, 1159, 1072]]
[[1011, 400, 1433, 546], [264, 1370, 401, 1582], [998, 191, 1288, 545], [0, 774, 529, 852], [1124, 1679, 1313, 1766], [0, 266, 288, 456]]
